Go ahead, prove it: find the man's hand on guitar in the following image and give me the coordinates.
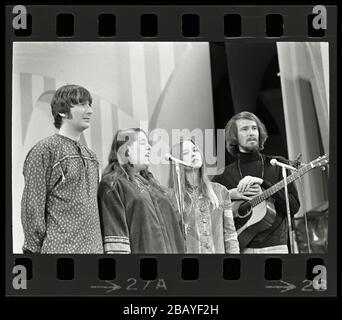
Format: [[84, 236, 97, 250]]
[[243, 184, 263, 196], [237, 176, 263, 193], [230, 184, 263, 201], [229, 188, 251, 201]]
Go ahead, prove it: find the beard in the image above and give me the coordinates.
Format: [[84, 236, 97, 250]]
[[239, 142, 259, 153]]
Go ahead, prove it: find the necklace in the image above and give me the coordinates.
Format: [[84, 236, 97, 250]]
[[237, 153, 265, 179]]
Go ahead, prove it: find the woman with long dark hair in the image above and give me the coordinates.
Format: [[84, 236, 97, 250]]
[[169, 138, 240, 253], [98, 128, 185, 254]]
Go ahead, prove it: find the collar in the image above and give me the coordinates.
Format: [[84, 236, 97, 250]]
[[238, 150, 262, 163], [55, 133, 81, 146]]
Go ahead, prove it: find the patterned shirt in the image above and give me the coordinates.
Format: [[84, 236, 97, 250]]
[[183, 182, 240, 254], [21, 134, 104, 254]]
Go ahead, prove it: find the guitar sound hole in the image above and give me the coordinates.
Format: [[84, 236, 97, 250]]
[[237, 202, 252, 218]]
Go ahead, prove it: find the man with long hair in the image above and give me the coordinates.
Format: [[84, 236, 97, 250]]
[[213, 111, 300, 253], [21, 85, 103, 254]]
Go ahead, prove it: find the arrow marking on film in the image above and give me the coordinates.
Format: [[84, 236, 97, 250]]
[[90, 281, 122, 293], [266, 280, 296, 293]]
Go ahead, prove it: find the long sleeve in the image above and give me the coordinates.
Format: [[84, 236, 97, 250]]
[[221, 188, 240, 254], [262, 170, 300, 217], [21, 146, 50, 253], [98, 181, 131, 254], [212, 170, 236, 190]]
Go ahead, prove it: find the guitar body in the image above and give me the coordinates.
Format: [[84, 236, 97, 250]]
[[232, 199, 277, 251]]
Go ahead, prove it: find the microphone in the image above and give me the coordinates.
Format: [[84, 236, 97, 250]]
[[165, 153, 193, 168], [270, 158, 298, 171]]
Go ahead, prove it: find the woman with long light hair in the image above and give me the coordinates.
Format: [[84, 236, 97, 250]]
[[98, 128, 185, 254], [169, 138, 239, 253]]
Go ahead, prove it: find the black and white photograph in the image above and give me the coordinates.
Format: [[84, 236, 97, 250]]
[[12, 41, 329, 255]]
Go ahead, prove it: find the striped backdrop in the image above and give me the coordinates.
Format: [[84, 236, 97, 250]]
[[13, 42, 194, 168]]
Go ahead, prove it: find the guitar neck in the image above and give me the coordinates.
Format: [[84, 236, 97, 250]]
[[250, 163, 313, 207]]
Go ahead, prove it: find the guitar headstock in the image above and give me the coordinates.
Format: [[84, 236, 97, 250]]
[[310, 154, 329, 169]]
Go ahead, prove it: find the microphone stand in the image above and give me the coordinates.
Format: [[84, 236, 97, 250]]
[[282, 166, 295, 253], [291, 155, 312, 254], [174, 161, 187, 252]]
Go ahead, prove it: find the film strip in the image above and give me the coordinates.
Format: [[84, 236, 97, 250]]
[[5, 4, 337, 298]]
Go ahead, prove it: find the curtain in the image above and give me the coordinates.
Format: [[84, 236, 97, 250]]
[[276, 42, 329, 216]]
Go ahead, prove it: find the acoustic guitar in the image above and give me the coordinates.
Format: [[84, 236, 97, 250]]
[[232, 154, 329, 250]]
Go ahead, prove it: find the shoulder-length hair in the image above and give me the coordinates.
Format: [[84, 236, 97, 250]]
[[168, 138, 219, 211], [225, 111, 268, 157], [102, 128, 165, 194]]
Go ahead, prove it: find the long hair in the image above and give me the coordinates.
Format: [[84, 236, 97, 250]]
[[51, 84, 93, 129], [225, 111, 268, 157], [102, 128, 166, 194], [169, 138, 219, 213]]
